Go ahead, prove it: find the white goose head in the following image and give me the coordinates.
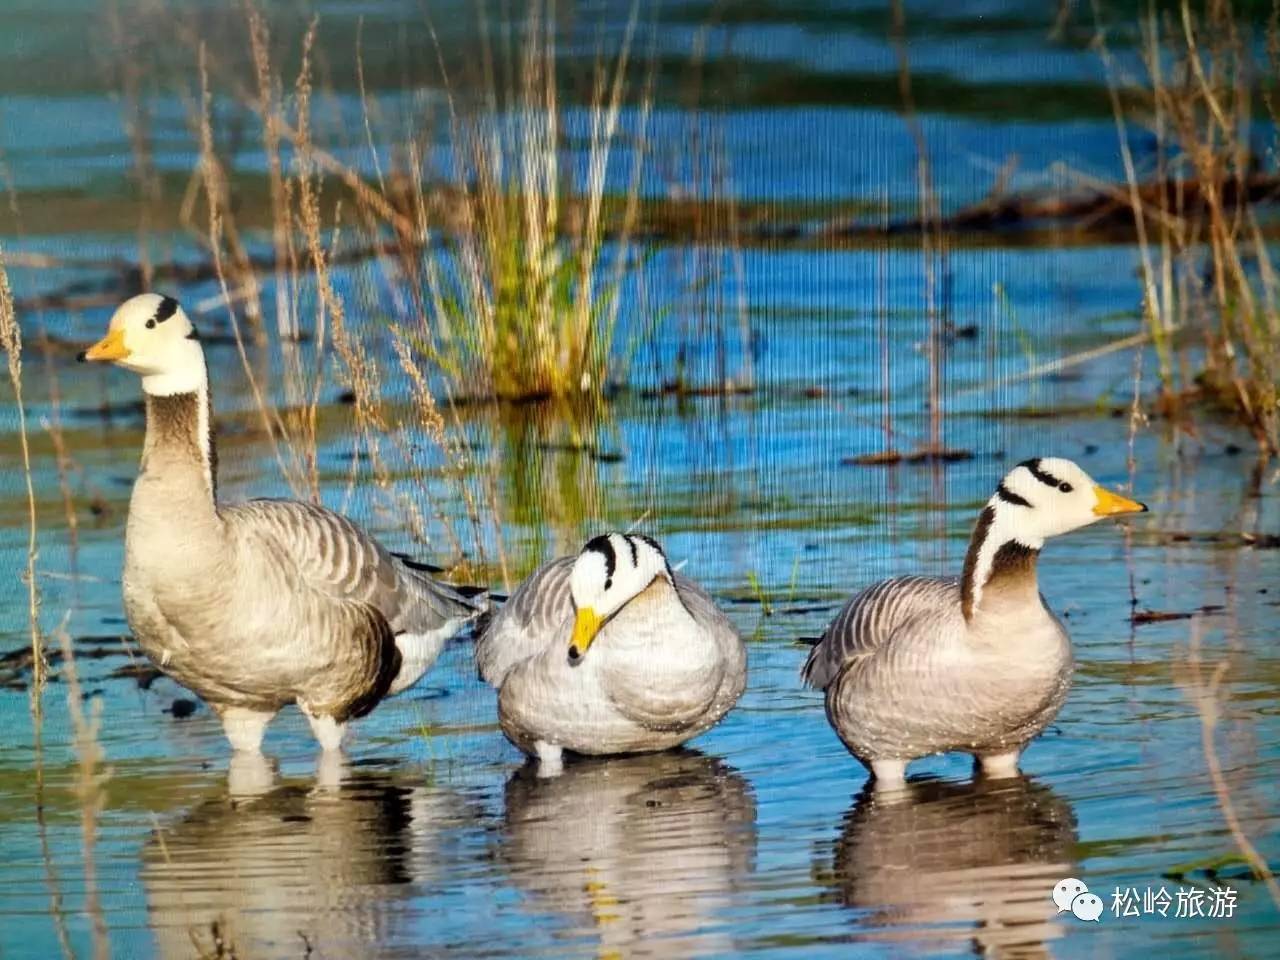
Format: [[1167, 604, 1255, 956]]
[[962, 457, 1147, 620], [568, 533, 673, 662], [78, 293, 206, 396], [988, 457, 1147, 546]]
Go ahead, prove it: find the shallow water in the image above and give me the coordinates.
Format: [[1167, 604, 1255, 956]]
[[2, 2, 1280, 958]]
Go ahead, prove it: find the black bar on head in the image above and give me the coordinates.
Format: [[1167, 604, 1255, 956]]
[[1018, 457, 1061, 488], [995, 482, 1032, 508], [582, 534, 617, 579], [154, 295, 180, 324]]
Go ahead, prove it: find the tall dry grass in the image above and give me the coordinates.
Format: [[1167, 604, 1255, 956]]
[[1096, 0, 1280, 457], [154, 0, 731, 581], [173, 2, 521, 577]]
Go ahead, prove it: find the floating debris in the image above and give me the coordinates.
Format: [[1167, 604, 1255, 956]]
[[1131, 604, 1225, 625], [843, 447, 975, 466]]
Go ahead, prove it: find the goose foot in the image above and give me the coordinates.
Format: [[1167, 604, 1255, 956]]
[[869, 758, 908, 789], [533, 741, 564, 778], [217, 705, 275, 753], [976, 749, 1021, 779], [299, 704, 347, 753]]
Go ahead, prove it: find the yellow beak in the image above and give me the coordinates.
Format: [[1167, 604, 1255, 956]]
[[1092, 484, 1148, 517], [569, 606, 605, 661], [78, 327, 130, 362]]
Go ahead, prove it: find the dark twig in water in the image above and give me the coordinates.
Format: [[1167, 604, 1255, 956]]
[[843, 448, 974, 467]]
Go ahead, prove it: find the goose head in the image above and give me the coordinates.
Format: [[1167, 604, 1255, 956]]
[[78, 293, 206, 396], [987, 457, 1147, 548], [567, 533, 673, 662]]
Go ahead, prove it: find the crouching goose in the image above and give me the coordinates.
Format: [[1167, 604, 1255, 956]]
[[801, 458, 1146, 787], [476, 533, 746, 774], [79, 293, 484, 753]]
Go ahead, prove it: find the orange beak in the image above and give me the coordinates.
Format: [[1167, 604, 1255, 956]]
[[568, 607, 605, 661], [78, 326, 129, 362], [1092, 485, 1148, 517]]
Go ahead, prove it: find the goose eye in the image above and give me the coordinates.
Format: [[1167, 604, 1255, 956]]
[[1058, 481, 1073, 493], [146, 318, 156, 329], [603, 577, 613, 591]]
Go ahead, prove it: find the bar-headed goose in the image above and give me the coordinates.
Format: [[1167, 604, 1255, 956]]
[[802, 458, 1146, 787], [476, 533, 746, 774], [79, 293, 484, 753]]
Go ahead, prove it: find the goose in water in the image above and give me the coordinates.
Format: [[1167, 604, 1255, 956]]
[[801, 458, 1146, 787], [476, 533, 746, 773], [79, 293, 484, 753]]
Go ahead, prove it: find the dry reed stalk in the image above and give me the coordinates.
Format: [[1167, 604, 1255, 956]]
[[289, 23, 447, 553], [386, 330, 482, 567], [170, 8, 413, 238], [107, 0, 162, 290], [34, 736, 74, 960], [179, 65, 266, 344], [890, 0, 948, 457], [38, 331, 82, 573], [0, 248, 43, 703], [0, 181, 69, 960], [1094, 2, 1175, 389], [195, 45, 301, 494], [246, 1, 294, 342], [177, 3, 475, 563]]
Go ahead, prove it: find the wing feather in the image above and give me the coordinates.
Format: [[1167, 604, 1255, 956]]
[[474, 557, 574, 686], [222, 498, 484, 637], [800, 576, 958, 690]]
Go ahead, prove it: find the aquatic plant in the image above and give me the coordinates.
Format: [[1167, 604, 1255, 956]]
[[1097, 0, 1280, 457], [398, 0, 652, 405]]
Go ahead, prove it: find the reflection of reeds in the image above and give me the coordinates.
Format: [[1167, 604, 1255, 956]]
[[1097, 0, 1280, 457], [55, 626, 112, 960], [1179, 621, 1280, 911]]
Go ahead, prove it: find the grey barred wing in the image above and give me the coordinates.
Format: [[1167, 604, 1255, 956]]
[[474, 557, 575, 686], [800, 576, 957, 690]]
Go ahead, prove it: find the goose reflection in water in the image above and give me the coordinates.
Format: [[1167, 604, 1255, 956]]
[[142, 757, 473, 959], [816, 776, 1078, 959], [500, 750, 757, 958]]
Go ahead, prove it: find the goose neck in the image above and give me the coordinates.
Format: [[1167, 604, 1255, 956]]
[[960, 505, 1043, 623], [141, 385, 218, 505]]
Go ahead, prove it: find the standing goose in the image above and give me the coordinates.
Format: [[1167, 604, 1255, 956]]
[[476, 533, 746, 773], [79, 293, 484, 753], [801, 458, 1146, 787]]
